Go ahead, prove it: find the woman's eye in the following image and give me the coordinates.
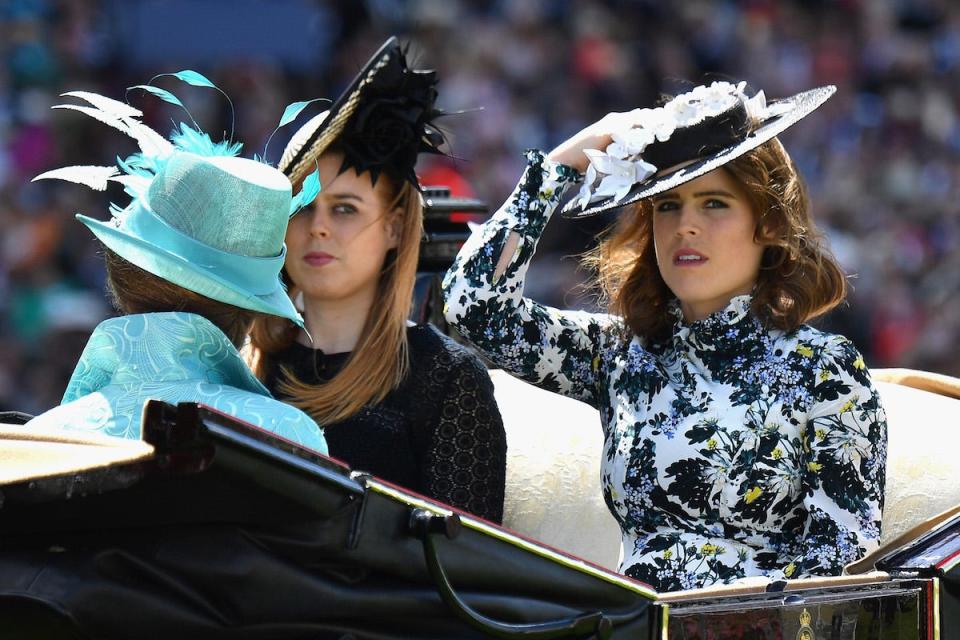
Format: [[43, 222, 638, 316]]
[[704, 198, 729, 209], [332, 203, 357, 215], [654, 200, 680, 213]]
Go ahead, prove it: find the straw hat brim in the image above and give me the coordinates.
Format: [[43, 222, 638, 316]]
[[279, 37, 400, 186]]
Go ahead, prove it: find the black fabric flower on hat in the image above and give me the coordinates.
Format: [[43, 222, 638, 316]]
[[278, 38, 450, 190], [337, 45, 445, 188]]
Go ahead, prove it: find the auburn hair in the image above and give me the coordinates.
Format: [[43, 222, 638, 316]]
[[246, 169, 422, 425], [103, 249, 260, 348], [586, 138, 847, 342]]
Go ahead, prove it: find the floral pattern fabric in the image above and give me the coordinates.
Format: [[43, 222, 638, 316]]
[[442, 150, 887, 592], [28, 312, 327, 454]]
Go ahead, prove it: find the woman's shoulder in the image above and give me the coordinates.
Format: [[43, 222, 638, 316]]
[[407, 324, 487, 371], [787, 324, 865, 360], [785, 324, 872, 386], [405, 325, 500, 403]]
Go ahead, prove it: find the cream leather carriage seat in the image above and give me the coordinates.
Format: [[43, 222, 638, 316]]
[[0, 425, 154, 485], [492, 368, 960, 572]]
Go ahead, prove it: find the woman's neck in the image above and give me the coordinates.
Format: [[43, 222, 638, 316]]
[[297, 288, 376, 354]]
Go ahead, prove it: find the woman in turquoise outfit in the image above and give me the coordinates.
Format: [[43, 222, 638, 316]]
[[443, 81, 887, 591], [25, 78, 327, 454]]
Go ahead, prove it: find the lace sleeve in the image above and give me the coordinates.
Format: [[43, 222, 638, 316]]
[[421, 349, 507, 523]]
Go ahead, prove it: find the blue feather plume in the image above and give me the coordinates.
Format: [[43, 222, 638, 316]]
[[169, 123, 242, 157], [289, 166, 321, 217]]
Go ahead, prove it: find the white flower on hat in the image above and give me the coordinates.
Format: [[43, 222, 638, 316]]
[[619, 125, 656, 153], [605, 141, 629, 161], [574, 81, 762, 208], [669, 81, 745, 127], [584, 150, 631, 199], [581, 149, 655, 201], [583, 148, 624, 175], [670, 99, 702, 127], [644, 109, 677, 142], [743, 89, 768, 122], [575, 162, 600, 210], [743, 89, 792, 122]]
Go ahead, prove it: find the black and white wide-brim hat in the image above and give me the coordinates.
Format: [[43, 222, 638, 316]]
[[561, 82, 836, 218]]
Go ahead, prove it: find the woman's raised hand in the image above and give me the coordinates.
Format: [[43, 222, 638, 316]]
[[547, 111, 637, 173]]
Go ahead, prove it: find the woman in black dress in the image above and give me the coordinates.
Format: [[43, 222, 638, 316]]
[[248, 38, 506, 522]]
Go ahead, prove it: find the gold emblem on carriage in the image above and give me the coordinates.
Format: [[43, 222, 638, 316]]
[[796, 608, 815, 640]]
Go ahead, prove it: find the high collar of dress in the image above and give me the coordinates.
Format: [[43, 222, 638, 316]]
[[669, 294, 763, 352], [62, 312, 268, 403]]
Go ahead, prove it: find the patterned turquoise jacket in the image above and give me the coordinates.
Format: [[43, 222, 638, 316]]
[[442, 150, 887, 592], [27, 312, 327, 454]]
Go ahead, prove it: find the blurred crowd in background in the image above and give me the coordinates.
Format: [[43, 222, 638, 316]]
[[2, 0, 960, 414]]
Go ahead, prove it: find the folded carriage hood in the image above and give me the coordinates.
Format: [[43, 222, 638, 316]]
[[0, 401, 657, 639]]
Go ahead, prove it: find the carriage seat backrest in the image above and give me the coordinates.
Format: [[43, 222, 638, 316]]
[[492, 369, 960, 573], [490, 370, 621, 570], [871, 376, 960, 543], [0, 424, 154, 485]]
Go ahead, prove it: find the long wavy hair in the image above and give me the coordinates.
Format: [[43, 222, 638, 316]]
[[247, 169, 422, 425], [585, 138, 847, 342]]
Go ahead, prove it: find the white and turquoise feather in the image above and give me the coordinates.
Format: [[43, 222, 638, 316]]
[[33, 165, 119, 191], [34, 71, 321, 214]]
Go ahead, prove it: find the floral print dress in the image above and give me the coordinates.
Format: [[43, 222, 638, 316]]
[[442, 150, 887, 592]]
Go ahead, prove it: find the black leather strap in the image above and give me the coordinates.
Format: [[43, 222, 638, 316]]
[[410, 509, 644, 639]]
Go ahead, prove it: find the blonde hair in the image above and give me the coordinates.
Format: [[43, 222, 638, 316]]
[[585, 138, 847, 342], [247, 173, 422, 425]]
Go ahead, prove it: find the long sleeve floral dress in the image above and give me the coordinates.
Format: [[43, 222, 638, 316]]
[[442, 150, 887, 592]]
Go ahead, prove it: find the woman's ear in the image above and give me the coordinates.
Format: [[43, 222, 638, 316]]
[[757, 221, 778, 244], [385, 207, 403, 249]]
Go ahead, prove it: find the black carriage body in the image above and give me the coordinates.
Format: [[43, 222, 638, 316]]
[[0, 402, 957, 639], [0, 402, 658, 639]]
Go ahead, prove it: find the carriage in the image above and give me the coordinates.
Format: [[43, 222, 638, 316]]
[[2, 188, 957, 638], [0, 363, 957, 639]]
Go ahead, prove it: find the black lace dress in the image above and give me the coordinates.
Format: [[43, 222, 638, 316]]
[[263, 324, 507, 523]]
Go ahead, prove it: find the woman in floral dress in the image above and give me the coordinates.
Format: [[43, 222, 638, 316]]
[[442, 81, 887, 592]]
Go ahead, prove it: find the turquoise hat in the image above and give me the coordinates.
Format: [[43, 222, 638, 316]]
[[33, 78, 321, 326], [78, 152, 300, 323]]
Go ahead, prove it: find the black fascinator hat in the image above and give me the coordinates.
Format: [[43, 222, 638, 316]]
[[562, 82, 836, 218], [279, 37, 446, 190]]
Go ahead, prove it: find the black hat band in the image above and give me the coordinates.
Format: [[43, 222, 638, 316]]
[[643, 101, 751, 171]]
